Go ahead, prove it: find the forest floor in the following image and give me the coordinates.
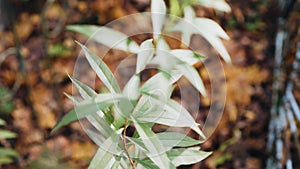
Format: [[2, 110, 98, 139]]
[[0, 0, 299, 169]]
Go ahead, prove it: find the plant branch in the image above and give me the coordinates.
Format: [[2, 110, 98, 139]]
[[123, 120, 135, 169]]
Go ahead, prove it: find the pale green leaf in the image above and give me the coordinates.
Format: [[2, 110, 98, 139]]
[[111, 156, 122, 169], [140, 72, 170, 101], [0, 148, 19, 157], [67, 25, 139, 53], [127, 132, 203, 151], [77, 42, 121, 93], [68, 75, 97, 100], [135, 158, 160, 169], [127, 137, 149, 152], [136, 39, 154, 74], [86, 112, 115, 140], [167, 147, 212, 167], [170, 49, 206, 65], [168, 6, 231, 63], [51, 94, 124, 134], [176, 64, 206, 96], [157, 132, 203, 148], [89, 131, 123, 169], [0, 156, 14, 165], [196, 0, 231, 12], [170, 0, 182, 17], [194, 18, 229, 39], [0, 130, 17, 139], [123, 74, 140, 100], [131, 117, 175, 169], [151, 0, 166, 40], [64, 93, 81, 104], [0, 119, 6, 126], [134, 98, 206, 139]]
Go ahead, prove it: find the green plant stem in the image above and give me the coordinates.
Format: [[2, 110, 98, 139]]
[[123, 120, 135, 169]]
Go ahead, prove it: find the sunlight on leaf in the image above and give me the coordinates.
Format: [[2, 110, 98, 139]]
[[167, 147, 212, 167], [196, 0, 231, 12], [68, 25, 139, 53], [151, 0, 167, 41], [131, 117, 175, 169], [136, 39, 154, 74]]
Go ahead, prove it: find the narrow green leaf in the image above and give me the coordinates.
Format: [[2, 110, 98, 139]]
[[68, 75, 97, 100], [0, 130, 17, 139], [127, 132, 203, 151], [151, 0, 166, 40], [140, 72, 170, 101], [77, 42, 121, 93], [127, 137, 149, 152], [136, 39, 154, 74], [135, 158, 160, 169], [157, 132, 203, 148], [64, 93, 81, 104], [131, 117, 175, 169], [134, 97, 206, 139], [67, 25, 139, 53], [86, 112, 115, 140], [170, 0, 182, 17], [88, 131, 123, 169], [0, 156, 14, 165], [196, 0, 231, 12], [0, 148, 19, 157], [167, 147, 212, 167], [176, 64, 206, 96], [170, 49, 206, 65], [123, 74, 140, 100], [111, 156, 122, 169], [51, 94, 124, 134]]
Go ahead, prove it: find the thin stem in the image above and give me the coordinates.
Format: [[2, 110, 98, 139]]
[[123, 120, 135, 169]]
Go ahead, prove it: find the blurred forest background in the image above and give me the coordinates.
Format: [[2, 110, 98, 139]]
[[0, 0, 299, 168]]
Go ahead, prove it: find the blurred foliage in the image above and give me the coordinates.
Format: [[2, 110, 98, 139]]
[[0, 87, 13, 115], [0, 118, 18, 166]]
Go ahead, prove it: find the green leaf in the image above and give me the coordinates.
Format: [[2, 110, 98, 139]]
[[0, 130, 17, 139], [134, 98, 206, 139], [67, 25, 139, 53], [151, 0, 166, 41], [140, 72, 170, 101], [152, 39, 176, 73], [123, 74, 140, 100], [176, 64, 206, 96], [170, 0, 182, 17], [167, 147, 212, 167], [135, 158, 160, 169], [127, 137, 149, 152], [86, 111, 115, 140], [78, 43, 121, 93], [64, 93, 81, 104], [128, 132, 203, 151], [157, 132, 203, 148], [0, 119, 6, 126], [88, 130, 123, 169], [111, 156, 122, 169], [170, 49, 206, 65], [136, 39, 154, 74], [131, 117, 175, 169], [68, 75, 97, 100], [196, 0, 231, 12], [0, 148, 19, 157], [51, 94, 124, 134], [168, 6, 231, 63], [47, 43, 71, 57], [0, 156, 14, 165]]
